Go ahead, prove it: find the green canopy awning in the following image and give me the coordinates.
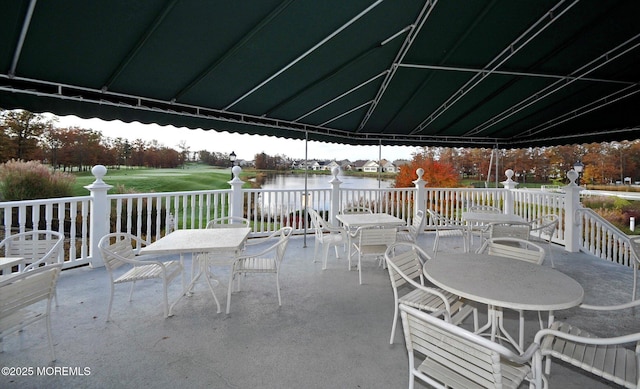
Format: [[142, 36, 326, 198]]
[[1, 0, 639, 148]]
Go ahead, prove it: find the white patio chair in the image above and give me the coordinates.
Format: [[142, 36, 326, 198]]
[[340, 205, 372, 214], [534, 299, 640, 389], [0, 230, 64, 304], [529, 214, 559, 268], [477, 237, 545, 264], [0, 263, 62, 362], [227, 227, 292, 314], [0, 230, 64, 272], [204, 216, 252, 274], [98, 233, 184, 320], [426, 209, 466, 255], [468, 205, 502, 242], [384, 242, 477, 344], [349, 225, 397, 285], [397, 210, 426, 244], [399, 304, 540, 389], [205, 216, 251, 229], [469, 205, 502, 213], [488, 221, 531, 240], [477, 237, 546, 347], [307, 208, 347, 269]]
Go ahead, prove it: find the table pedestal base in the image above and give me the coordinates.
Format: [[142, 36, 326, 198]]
[[169, 254, 221, 316], [475, 305, 522, 353]]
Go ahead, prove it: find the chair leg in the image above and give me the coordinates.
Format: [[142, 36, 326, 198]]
[[348, 247, 354, 270], [45, 299, 56, 361], [358, 252, 363, 285], [313, 239, 319, 263], [128, 281, 136, 302], [226, 272, 234, 314], [276, 273, 282, 306], [390, 303, 399, 344], [107, 283, 115, 322], [322, 243, 331, 270]]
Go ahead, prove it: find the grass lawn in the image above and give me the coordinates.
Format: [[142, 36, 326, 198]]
[[70, 165, 234, 196]]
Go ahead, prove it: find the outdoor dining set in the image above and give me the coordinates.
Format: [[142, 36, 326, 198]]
[[2, 206, 640, 388]]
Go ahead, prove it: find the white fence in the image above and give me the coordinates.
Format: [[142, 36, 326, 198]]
[[0, 196, 91, 269], [0, 166, 636, 270], [577, 207, 635, 267]]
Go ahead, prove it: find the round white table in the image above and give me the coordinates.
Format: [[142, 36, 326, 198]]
[[423, 252, 584, 351]]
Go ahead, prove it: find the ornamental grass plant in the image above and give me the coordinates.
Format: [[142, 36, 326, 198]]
[[0, 159, 75, 201]]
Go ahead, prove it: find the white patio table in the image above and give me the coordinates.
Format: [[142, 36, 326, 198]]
[[336, 213, 406, 256], [462, 211, 527, 251], [423, 252, 584, 352], [140, 227, 251, 315], [0, 257, 24, 279], [335, 213, 406, 229]]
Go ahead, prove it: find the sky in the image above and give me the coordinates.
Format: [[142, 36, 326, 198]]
[[48, 114, 419, 162]]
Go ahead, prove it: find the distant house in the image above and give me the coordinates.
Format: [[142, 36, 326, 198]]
[[311, 161, 326, 171], [352, 160, 368, 171], [362, 160, 380, 173], [379, 159, 397, 173], [338, 159, 353, 171], [325, 160, 340, 171]]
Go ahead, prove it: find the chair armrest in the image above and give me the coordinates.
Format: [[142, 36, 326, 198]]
[[535, 326, 640, 347], [579, 299, 640, 311], [399, 268, 455, 313], [110, 252, 166, 267]]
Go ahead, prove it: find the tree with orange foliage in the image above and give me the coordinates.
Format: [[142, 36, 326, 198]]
[[394, 152, 460, 188]]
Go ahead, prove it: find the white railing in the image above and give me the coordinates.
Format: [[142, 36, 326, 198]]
[[577, 207, 635, 268], [340, 187, 415, 219], [0, 196, 91, 269], [109, 189, 232, 242], [244, 188, 330, 235], [1, 165, 636, 270], [423, 188, 507, 227], [513, 189, 566, 244]]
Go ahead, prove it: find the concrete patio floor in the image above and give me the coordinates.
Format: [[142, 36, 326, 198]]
[[1, 232, 638, 388]]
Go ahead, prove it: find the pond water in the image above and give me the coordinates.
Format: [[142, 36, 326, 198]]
[[259, 173, 394, 190], [254, 173, 394, 216]]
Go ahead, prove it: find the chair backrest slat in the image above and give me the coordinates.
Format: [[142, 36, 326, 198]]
[[206, 217, 250, 229], [479, 238, 545, 265], [359, 227, 397, 246], [341, 206, 372, 214], [100, 234, 137, 272], [0, 231, 65, 272], [0, 264, 61, 321], [489, 223, 530, 240], [402, 304, 508, 388]]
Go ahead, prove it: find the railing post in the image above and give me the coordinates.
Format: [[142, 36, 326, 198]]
[[501, 169, 517, 215], [329, 167, 342, 226], [413, 168, 426, 218], [564, 169, 583, 252], [229, 166, 244, 219], [85, 165, 113, 268]]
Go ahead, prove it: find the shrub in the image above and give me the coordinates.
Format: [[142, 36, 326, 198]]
[[0, 159, 75, 200]]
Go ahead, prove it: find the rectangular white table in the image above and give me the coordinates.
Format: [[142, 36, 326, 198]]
[[336, 213, 406, 265], [140, 227, 251, 315], [462, 211, 527, 251], [423, 252, 584, 352], [335, 213, 406, 229], [0, 257, 24, 279]]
